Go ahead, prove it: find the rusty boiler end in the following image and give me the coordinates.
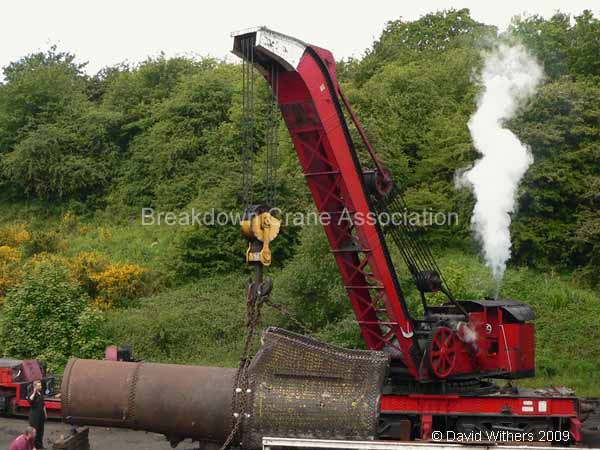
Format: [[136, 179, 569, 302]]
[[61, 358, 236, 443]]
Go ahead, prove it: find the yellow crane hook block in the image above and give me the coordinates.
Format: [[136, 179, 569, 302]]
[[241, 208, 281, 266]]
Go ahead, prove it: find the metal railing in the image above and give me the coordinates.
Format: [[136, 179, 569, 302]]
[[262, 437, 582, 450]]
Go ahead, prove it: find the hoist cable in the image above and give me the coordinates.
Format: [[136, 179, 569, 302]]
[[337, 82, 455, 304], [241, 40, 280, 211], [241, 36, 256, 208], [265, 64, 280, 208], [378, 189, 461, 310]]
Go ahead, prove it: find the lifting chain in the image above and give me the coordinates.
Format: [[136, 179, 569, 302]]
[[240, 39, 280, 267], [220, 271, 271, 450], [218, 273, 314, 450], [262, 297, 313, 337], [221, 39, 286, 450]]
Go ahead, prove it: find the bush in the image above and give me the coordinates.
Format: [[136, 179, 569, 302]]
[[170, 223, 245, 280], [0, 245, 20, 264], [0, 223, 30, 247], [20, 251, 147, 309], [100, 275, 254, 366], [272, 224, 350, 332], [2, 122, 115, 201], [24, 252, 71, 271], [0, 262, 107, 370], [22, 230, 66, 257], [60, 211, 79, 234], [89, 262, 145, 309], [0, 245, 22, 299], [68, 251, 110, 299]]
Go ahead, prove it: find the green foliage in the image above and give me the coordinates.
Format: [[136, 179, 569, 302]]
[[64, 222, 176, 274], [510, 11, 600, 79], [501, 268, 600, 393], [0, 48, 123, 202], [2, 116, 119, 201], [0, 262, 107, 370], [0, 9, 598, 393], [345, 9, 599, 283], [509, 79, 600, 283], [110, 63, 241, 210], [170, 223, 245, 279], [169, 218, 300, 281], [355, 9, 495, 84], [272, 224, 350, 331], [0, 12, 596, 277], [0, 49, 88, 153], [572, 197, 600, 288], [21, 229, 64, 257], [101, 56, 205, 125], [99, 275, 261, 366], [2, 46, 86, 83]]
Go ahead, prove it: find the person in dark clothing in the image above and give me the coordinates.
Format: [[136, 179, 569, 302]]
[[28, 380, 46, 449]]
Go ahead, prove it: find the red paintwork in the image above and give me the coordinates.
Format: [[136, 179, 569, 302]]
[[570, 418, 582, 442], [233, 28, 581, 442], [266, 42, 535, 382], [274, 47, 419, 377], [428, 327, 457, 378], [421, 414, 433, 440], [0, 360, 61, 418], [426, 309, 536, 379], [381, 394, 578, 417], [383, 393, 580, 441]]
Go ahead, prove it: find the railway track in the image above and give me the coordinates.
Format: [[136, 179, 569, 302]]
[[581, 398, 600, 447]]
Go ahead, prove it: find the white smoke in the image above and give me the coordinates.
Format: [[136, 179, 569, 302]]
[[457, 43, 543, 283]]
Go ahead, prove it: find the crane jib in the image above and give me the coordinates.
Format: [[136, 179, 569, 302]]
[[233, 27, 425, 378], [232, 27, 538, 384]]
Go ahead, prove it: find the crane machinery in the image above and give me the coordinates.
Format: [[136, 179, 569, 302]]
[[60, 27, 598, 448]]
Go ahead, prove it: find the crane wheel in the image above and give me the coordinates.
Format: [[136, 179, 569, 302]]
[[427, 325, 457, 379]]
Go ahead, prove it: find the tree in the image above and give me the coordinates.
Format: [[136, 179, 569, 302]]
[[0, 47, 124, 202], [510, 79, 600, 279], [0, 262, 107, 370], [1, 109, 121, 201], [355, 9, 495, 84], [100, 55, 209, 142], [510, 11, 600, 79], [109, 63, 240, 210], [0, 51, 89, 152], [2, 46, 86, 83]]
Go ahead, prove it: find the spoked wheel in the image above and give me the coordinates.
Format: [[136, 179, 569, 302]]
[[427, 326, 457, 379]]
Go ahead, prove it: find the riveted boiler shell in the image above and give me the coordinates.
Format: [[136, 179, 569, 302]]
[[61, 358, 236, 442]]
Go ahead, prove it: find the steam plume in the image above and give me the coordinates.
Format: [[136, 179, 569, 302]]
[[458, 43, 543, 283]]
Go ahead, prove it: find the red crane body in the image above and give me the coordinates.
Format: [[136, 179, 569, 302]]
[[272, 46, 419, 372], [232, 27, 582, 442], [232, 27, 535, 382]]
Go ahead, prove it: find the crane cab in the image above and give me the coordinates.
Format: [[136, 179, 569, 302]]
[[419, 299, 535, 380]]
